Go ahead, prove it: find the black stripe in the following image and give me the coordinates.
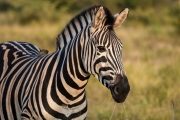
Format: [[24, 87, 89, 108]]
[[62, 32, 67, 45], [67, 25, 73, 39], [68, 91, 86, 108], [0, 46, 5, 78], [77, 17, 83, 29], [51, 73, 66, 106], [21, 113, 30, 119], [71, 21, 78, 34], [83, 15, 88, 25], [69, 103, 87, 119], [68, 43, 75, 77]]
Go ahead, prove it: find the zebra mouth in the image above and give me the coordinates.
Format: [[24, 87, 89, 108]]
[[109, 75, 130, 103], [110, 85, 130, 103]]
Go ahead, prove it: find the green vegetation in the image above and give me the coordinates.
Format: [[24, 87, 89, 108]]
[[0, 0, 180, 119]]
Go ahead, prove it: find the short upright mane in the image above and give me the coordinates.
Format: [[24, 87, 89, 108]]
[[67, 5, 100, 27], [66, 5, 114, 27], [56, 5, 114, 50]]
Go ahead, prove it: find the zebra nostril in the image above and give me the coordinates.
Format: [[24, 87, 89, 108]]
[[114, 86, 119, 95], [113, 80, 130, 96], [114, 85, 124, 95]]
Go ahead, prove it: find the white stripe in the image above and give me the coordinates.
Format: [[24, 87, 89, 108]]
[[0, 49, 9, 80]]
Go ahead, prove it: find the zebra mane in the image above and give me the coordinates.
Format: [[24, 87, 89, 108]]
[[68, 5, 115, 26], [56, 5, 114, 50]]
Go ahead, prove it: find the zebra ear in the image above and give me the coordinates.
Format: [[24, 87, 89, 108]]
[[113, 8, 129, 28], [93, 6, 106, 28]]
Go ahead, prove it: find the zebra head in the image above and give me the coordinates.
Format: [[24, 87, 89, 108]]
[[83, 6, 130, 103]]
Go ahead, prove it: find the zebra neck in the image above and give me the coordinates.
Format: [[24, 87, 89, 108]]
[[54, 38, 90, 104]]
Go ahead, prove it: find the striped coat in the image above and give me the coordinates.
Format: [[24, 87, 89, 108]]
[[0, 5, 130, 120]]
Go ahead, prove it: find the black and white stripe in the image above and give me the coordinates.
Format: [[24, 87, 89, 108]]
[[0, 5, 130, 120]]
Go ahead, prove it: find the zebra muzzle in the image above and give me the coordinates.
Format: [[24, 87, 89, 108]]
[[110, 74, 130, 103]]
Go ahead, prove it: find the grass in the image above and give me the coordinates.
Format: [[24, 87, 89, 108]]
[[0, 13, 180, 120]]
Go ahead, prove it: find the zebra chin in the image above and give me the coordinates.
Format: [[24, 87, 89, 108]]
[[109, 74, 130, 103]]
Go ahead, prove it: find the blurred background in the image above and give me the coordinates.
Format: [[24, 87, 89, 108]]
[[0, 0, 180, 119]]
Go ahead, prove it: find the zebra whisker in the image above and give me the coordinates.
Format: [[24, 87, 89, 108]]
[[110, 103, 117, 120], [123, 103, 129, 120], [102, 92, 109, 106]]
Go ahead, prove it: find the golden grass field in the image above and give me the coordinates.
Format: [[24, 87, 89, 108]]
[[0, 21, 179, 119]]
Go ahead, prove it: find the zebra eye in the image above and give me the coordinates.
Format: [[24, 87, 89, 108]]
[[97, 46, 106, 52]]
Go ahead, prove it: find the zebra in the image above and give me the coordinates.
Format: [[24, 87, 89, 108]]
[[0, 5, 130, 120]]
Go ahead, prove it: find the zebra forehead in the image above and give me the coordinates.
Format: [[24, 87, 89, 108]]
[[102, 31, 123, 44]]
